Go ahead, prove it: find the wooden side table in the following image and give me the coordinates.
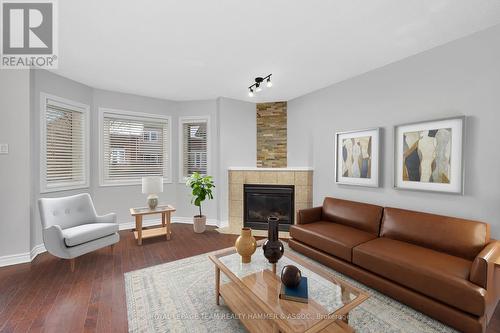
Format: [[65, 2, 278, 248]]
[[129, 205, 176, 245]]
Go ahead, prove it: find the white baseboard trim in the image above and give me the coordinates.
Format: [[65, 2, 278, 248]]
[[118, 216, 219, 231], [0, 252, 31, 268], [30, 243, 46, 261], [0, 243, 47, 268]]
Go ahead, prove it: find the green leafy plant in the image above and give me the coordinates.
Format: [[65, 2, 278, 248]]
[[186, 172, 215, 217]]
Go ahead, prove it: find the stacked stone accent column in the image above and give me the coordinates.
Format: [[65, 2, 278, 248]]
[[257, 102, 287, 168]]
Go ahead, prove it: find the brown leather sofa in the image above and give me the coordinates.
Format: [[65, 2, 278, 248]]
[[289, 197, 500, 333]]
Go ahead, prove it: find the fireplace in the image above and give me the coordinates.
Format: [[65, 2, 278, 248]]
[[243, 184, 294, 231]]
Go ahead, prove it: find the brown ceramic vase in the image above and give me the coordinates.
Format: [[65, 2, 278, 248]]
[[235, 227, 257, 263]]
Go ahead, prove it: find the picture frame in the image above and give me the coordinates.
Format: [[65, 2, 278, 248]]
[[335, 127, 380, 187], [393, 116, 465, 194]]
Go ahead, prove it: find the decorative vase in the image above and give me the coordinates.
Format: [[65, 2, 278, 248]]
[[147, 194, 158, 210], [235, 227, 257, 263], [263, 216, 284, 264], [193, 215, 206, 233], [281, 265, 302, 288]]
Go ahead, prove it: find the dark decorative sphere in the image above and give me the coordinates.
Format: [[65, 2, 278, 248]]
[[262, 239, 284, 264], [281, 265, 302, 288]]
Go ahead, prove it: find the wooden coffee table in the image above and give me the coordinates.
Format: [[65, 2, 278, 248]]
[[129, 205, 176, 245], [209, 240, 369, 333]]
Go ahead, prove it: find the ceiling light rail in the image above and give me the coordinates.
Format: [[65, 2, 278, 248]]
[[248, 74, 272, 97]]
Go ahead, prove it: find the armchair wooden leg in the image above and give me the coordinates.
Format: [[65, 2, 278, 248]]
[[110, 244, 115, 253], [69, 258, 75, 272]]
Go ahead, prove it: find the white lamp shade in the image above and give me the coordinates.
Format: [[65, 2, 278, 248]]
[[142, 176, 163, 194]]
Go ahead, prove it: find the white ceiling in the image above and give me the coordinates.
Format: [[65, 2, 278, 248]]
[[53, 0, 500, 102]]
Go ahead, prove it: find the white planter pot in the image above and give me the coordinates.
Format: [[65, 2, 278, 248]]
[[193, 215, 207, 233]]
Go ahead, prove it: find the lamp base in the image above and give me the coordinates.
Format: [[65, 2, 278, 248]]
[[147, 194, 159, 210]]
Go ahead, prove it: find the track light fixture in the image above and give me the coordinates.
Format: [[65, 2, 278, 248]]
[[248, 74, 272, 97], [266, 77, 272, 87]]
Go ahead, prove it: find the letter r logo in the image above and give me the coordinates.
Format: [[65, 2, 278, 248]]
[[2, 2, 53, 54]]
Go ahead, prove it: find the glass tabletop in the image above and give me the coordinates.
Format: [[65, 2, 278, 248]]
[[216, 245, 362, 315]]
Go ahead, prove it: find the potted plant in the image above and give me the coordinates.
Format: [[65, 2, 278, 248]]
[[186, 172, 215, 233]]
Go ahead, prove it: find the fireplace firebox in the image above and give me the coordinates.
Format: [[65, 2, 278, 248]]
[[243, 184, 294, 231]]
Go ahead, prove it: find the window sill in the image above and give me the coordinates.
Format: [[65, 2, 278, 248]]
[[40, 183, 89, 194], [99, 180, 173, 187]]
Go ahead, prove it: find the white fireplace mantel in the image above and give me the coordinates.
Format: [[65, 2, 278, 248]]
[[227, 166, 313, 171]]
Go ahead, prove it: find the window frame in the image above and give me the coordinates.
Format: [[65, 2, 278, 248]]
[[98, 107, 172, 187], [40, 93, 90, 193], [178, 115, 210, 183]]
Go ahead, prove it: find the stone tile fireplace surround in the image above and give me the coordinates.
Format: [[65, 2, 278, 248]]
[[220, 167, 313, 236]]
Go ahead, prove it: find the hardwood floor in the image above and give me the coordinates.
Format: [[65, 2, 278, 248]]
[[0, 224, 238, 333], [0, 223, 499, 333]]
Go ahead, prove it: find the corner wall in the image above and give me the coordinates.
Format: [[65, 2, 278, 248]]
[[288, 25, 500, 237], [0, 70, 31, 263], [217, 97, 257, 225]]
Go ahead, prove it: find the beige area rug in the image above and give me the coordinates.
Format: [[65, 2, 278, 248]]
[[125, 245, 457, 333]]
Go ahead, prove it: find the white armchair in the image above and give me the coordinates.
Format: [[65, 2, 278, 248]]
[[38, 193, 120, 271]]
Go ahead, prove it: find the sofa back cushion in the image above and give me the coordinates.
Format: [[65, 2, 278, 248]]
[[322, 197, 383, 235], [381, 207, 489, 260]]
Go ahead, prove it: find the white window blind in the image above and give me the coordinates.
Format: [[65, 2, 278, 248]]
[[181, 118, 208, 178], [41, 95, 89, 192], [101, 111, 170, 185]]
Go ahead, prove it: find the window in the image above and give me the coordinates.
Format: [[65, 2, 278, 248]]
[[110, 148, 126, 165], [40, 94, 89, 192], [143, 130, 158, 142], [179, 116, 209, 180], [100, 109, 171, 185]]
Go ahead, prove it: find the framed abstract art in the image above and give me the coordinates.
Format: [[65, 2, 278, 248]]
[[335, 128, 380, 187], [394, 116, 465, 194]]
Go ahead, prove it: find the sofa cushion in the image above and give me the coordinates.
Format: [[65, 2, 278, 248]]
[[381, 207, 489, 260], [290, 221, 376, 262], [353, 237, 486, 316], [62, 223, 119, 247], [322, 197, 383, 235]]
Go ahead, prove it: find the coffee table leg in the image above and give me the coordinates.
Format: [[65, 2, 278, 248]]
[[162, 212, 166, 227], [342, 313, 349, 324], [340, 285, 349, 324], [135, 215, 143, 245], [215, 266, 220, 305]]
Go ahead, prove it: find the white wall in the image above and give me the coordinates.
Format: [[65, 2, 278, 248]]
[[288, 25, 500, 237], [217, 97, 256, 225], [91, 89, 179, 224], [0, 70, 31, 258]]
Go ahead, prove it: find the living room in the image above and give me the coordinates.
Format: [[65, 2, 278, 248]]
[[1, 1, 500, 332]]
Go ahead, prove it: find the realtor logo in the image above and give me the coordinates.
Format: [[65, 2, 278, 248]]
[[1, 0, 58, 68]]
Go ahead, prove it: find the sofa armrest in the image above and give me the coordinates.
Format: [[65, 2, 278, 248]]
[[470, 240, 500, 289], [95, 213, 117, 224], [296, 207, 322, 225]]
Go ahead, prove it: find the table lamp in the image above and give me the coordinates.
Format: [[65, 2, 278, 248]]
[[142, 176, 163, 209]]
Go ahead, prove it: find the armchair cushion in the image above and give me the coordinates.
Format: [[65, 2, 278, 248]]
[[62, 223, 119, 247]]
